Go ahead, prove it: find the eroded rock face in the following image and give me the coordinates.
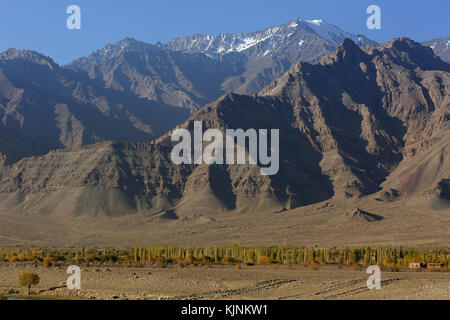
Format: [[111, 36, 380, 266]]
[[0, 38, 448, 217], [261, 38, 449, 199], [0, 21, 375, 166], [0, 48, 193, 165]]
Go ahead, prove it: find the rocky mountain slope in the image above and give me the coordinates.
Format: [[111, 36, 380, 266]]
[[0, 48, 191, 165], [68, 38, 243, 112], [69, 19, 376, 106], [423, 36, 450, 63], [0, 38, 447, 218], [260, 38, 449, 206], [0, 19, 375, 165], [167, 18, 376, 94]]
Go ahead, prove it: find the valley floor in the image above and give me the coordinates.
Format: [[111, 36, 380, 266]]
[[0, 195, 448, 248], [0, 264, 449, 300]]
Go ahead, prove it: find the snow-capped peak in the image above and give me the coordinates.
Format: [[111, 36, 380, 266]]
[[166, 18, 373, 59], [306, 19, 324, 26], [303, 19, 360, 45]]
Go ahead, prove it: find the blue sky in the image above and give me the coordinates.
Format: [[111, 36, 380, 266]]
[[1, 0, 449, 64]]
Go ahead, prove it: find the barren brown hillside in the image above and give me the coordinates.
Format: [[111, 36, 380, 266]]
[[0, 38, 448, 247]]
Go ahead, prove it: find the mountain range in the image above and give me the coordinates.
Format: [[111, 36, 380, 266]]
[[0, 36, 448, 219], [0, 19, 448, 246], [0, 19, 446, 167], [0, 18, 377, 165], [166, 18, 376, 94]]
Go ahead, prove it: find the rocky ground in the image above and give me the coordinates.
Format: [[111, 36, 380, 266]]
[[0, 263, 448, 300]]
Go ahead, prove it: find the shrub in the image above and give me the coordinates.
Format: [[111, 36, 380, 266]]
[[196, 255, 212, 265], [256, 256, 273, 265], [390, 266, 401, 272], [221, 257, 235, 265], [155, 256, 166, 264], [183, 255, 195, 265], [6, 256, 18, 262], [133, 263, 144, 268]]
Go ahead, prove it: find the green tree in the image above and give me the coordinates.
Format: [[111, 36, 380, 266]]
[[19, 272, 40, 295]]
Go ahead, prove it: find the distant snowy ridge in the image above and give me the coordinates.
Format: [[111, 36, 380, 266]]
[[422, 36, 450, 63], [74, 18, 375, 64], [166, 18, 374, 59], [68, 17, 377, 97]]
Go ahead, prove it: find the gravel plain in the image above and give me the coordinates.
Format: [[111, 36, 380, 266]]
[[0, 263, 448, 300]]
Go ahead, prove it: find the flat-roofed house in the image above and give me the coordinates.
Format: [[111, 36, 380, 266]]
[[409, 263, 426, 269], [427, 263, 443, 270]]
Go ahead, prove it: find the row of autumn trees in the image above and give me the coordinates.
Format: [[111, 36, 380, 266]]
[[0, 246, 448, 267]]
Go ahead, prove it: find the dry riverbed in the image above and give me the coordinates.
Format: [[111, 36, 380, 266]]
[[0, 263, 449, 300]]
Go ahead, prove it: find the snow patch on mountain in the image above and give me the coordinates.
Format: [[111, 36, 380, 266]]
[[80, 18, 376, 65], [304, 19, 360, 45], [232, 27, 281, 53], [166, 18, 372, 59]]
